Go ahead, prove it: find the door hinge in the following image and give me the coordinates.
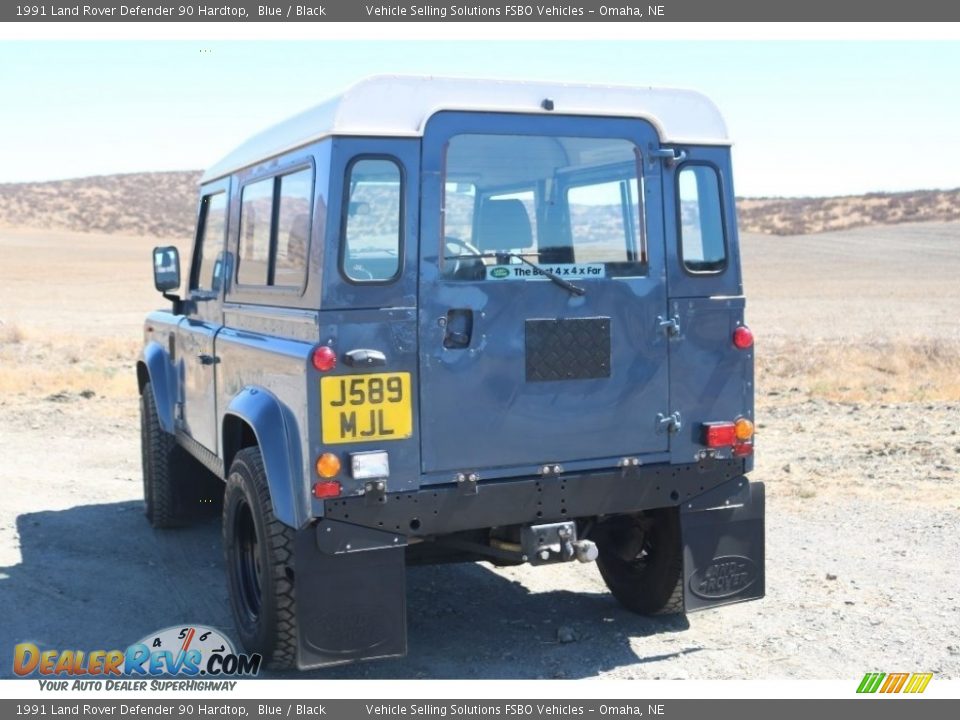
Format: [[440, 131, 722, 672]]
[[658, 315, 681, 337], [657, 411, 682, 434]]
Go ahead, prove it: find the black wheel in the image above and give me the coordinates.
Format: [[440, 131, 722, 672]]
[[223, 447, 298, 670], [140, 382, 190, 528], [594, 509, 684, 616]]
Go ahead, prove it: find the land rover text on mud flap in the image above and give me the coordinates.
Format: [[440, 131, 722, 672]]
[[138, 76, 764, 670]]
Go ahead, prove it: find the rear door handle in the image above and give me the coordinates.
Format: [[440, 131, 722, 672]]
[[197, 353, 219, 365], [442, 309, 474, 349], [343, 349, 387, 367]]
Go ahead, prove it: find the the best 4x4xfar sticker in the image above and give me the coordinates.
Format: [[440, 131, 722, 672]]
[[486, 263, 605, 280], [856, 672, 933, 694]]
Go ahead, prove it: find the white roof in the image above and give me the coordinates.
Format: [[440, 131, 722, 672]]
[[201, 75, 730, 183]]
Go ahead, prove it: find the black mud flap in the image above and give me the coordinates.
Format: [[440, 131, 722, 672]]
[[680, 477, 765, 612], [293, 519, 407, 669]]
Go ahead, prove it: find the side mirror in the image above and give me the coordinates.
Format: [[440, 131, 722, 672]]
[[152, 246, 181, 292]]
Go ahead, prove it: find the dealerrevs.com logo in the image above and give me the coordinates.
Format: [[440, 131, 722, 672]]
[[14, 625, 261, 690]]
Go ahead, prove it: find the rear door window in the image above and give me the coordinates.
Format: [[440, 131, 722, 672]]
[[441, 133, 646, 279], [678, 165, 726, 273]]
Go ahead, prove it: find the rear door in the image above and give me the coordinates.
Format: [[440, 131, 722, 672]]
[[661, 146, 754, 463], [418, 112, 670, 478]]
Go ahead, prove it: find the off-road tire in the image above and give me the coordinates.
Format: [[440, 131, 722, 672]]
[[594, 509, 685, 616], [140, 382, 190, 528], [223, 447, 298, 670]]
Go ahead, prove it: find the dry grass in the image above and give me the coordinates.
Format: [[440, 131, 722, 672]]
[[0, 322, 24, 345], [759, 337, 960, 402], [0, 329, 139, 399]]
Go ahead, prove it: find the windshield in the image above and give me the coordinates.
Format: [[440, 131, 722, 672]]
[[441, 133, 646, 280]]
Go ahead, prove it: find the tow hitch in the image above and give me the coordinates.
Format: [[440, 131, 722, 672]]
[[522, 521, 598, 565]]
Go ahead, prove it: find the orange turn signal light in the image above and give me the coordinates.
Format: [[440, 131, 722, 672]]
[[735, 418, 755, 441], [316, 452, 341, 478]]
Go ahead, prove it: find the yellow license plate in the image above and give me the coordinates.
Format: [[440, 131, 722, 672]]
[[320, 372, 412, 444]]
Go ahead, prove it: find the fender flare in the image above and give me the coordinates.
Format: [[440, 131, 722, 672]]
[[137, 341, 176, 434], [222, 387, 305, 529]]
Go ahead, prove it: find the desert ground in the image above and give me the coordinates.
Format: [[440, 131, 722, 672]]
[[0, 219, 958, 680]]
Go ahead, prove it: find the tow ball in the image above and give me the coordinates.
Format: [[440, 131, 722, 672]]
[[521, 521, 598, 565]]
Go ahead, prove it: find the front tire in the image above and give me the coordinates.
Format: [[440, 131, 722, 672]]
[[594, 509, 685, 616], [140, 382, 189, 528], [223, 447, 298, 670]]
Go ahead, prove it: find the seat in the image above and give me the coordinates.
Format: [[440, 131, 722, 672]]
[[474, 198, 533, 253]]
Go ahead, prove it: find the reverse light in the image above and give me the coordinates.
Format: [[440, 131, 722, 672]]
[[733, 325, 754, 350], [351, 450, 390, 480], [312, 345, 337, 372], [315, 452, 342, 478], [735, 418, 755, 441], [312, 480, 342, 499], [702, 422, 736, 448]]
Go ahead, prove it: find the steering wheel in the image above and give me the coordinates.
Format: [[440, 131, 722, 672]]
[[443, 236, 483, 278]]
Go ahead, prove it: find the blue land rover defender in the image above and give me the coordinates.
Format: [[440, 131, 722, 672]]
[[139, 76, 764, 670]]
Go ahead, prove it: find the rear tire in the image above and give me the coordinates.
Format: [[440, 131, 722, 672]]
[[140, 382, 190, 528], [594, 509, 684, 616], [223, 447, 298, 670]]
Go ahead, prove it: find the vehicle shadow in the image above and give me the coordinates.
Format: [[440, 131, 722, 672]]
[[0, 501, 694, 679]]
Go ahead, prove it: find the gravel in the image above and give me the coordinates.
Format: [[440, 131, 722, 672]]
[[1, 395, 957, 680]]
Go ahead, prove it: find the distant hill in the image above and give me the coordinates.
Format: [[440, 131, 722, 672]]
[[739, 189, 960, 235], [0, 171, 202, 239], [0, 171, 957, 238]]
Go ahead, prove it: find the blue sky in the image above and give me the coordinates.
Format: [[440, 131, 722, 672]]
[[1, 40, 958, 197]]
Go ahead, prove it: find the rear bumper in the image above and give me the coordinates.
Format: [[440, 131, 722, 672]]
[[320, 457, 747, 540]]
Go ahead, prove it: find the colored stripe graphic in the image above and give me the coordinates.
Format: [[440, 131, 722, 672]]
[[857, 672, 885, 693], [857, 672, 931, 694], [904, 673, 933, 694], [880, 673, 909, 693]]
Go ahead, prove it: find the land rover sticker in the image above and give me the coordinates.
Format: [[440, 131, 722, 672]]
[[486, 263, 606, 281]]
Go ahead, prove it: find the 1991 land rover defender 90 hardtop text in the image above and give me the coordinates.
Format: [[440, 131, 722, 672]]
[[139, 76, 764, 670]]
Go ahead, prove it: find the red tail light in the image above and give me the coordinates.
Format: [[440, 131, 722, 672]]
[[703, 422, 737, 448], [733, 441, 754, 457], [733, 325, 753, 350], [312, 345, 337, 372], [312, 480, 342, 499]]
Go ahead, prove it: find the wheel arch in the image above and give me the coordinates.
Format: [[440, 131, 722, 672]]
[[222, 387, 306, 529], [138, 341, 175, 434]]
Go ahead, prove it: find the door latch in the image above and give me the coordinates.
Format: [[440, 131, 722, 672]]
[[657, 411, 682, 434], [650, 147, 688, 166], [658, 315, 681, 337]]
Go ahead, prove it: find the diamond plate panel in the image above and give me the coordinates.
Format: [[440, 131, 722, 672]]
[[525, 317, 611, 382]]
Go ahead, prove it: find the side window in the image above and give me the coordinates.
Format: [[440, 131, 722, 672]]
[[678, 165, 726, 273], [192, 192, 228, 294], [342, 158, 402, 283], [237, 177, 274, 286], [274, 168, 312, 288], [237, 167, 314, 289]]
